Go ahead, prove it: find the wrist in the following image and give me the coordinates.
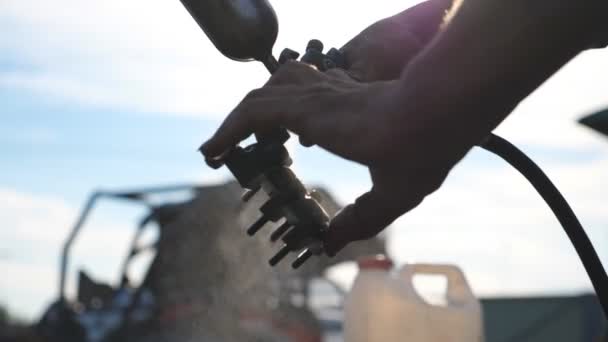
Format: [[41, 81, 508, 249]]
[[340, 19, 423, 82], [397, 0, 599, 135], [387, 73, 483, 169]]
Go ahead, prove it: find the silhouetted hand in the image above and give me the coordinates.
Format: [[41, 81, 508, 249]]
[[200, 0, 463, 256], [201, 60, 465, 256], [201, 0, 608, 257]]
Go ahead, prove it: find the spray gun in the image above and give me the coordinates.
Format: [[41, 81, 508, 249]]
[[177, 0, 608, 315], [179, 0, 346, 269]]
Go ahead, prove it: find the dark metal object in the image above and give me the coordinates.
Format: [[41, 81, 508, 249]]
[[178, 0, 346, 268], [218, 123, 332, 268], [178, 0, 279, 64], [201, 38, 345, 268], [270, 221, 291, 242], [300, 40, 346, 72]]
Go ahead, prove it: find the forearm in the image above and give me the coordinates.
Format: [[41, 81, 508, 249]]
[[340, 15, 420, 80], [422, 0, 604, 96], [340, 0, 453, 81], [396, 0, 606, 160]]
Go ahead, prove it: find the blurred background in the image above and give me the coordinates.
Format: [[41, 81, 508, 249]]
[[1, 0, 608, 340]]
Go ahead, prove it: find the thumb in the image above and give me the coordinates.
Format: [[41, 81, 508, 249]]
[[324, 190, 417, 256]]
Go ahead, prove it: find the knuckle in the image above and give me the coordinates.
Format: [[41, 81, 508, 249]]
[[345, 69, 365, 82], [273, 62, 303, 83], [425, 169, 448, 193], [326, 68, 350, 80], [283, 109, 304, 133], [285, 60, 318, 75], [244, 87, 264, 100], [283, 59, 303, 70], [231, 102, 254, 125], [268, 71, 286, 85]]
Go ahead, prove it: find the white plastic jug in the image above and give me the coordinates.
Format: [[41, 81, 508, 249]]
[[344, 257, 484, 342]]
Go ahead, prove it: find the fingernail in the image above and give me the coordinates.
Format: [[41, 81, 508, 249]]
[[205, 156, 225, 169], [298, 136, 314, 147], [198, 140, 210, 155]]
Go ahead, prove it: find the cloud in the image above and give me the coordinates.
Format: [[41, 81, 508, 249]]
[[495, 49, 608, 150], [0, 190, 74, 319], [0, 125, 59, 145], [0, 0, 416, 117], [0, 0, 268, 116], [0, 189, 142, 320], [0, 188, 73, 245], [0, 260, 58, 320], [2, 0, 608, 143]]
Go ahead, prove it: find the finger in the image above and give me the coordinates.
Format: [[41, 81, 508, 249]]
[[201, 76, 358, 159], [199, 108, 254, 158], [200, 98, 281, 158], [200, 85, 312, 158], [324, 189, 420, 256]]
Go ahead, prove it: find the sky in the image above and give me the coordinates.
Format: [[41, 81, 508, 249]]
[[1, 0, 608, 321]]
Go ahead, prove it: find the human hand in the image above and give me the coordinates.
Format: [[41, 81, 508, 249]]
[[200, 61, 461, 256], [201, 0, 604, 258], [200, 0, 464, 257]]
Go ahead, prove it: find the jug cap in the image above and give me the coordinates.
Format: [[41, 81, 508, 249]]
[[357, 255, 393, 270]]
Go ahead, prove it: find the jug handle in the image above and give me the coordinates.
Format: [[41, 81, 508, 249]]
[[399, 264, 476, 306]]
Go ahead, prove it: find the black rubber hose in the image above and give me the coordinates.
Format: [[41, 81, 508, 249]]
[[480, 133, 608, 317]]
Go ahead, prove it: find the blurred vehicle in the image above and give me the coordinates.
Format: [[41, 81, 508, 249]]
[[36, 184, 202, 342], [32, 182, 385, 342]]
